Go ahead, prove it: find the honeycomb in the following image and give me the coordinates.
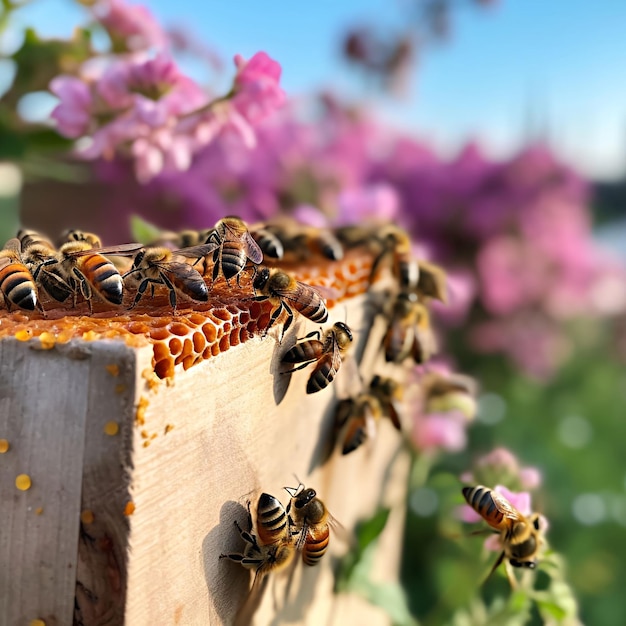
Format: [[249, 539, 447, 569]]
[[0, 248, 375, 379]]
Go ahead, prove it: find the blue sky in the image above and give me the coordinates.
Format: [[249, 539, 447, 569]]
[[9, 0, 626, 179]]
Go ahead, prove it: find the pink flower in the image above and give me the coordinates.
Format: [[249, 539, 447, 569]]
[[413, 411, 468, 452], [93, 0, 168, 52], [231, 52, 285, 124], [49, 76, 94, 138], [335, 183, 399, 225]]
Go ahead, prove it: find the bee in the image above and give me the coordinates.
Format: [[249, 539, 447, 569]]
[[36, 241, 128, 310], [59, 229, 102, 248], [249, 226, 284, 260], [382, 291, 437, 364], [265, 222, 344, 262], [416, 260, 447, 303], [220, 495, 296, 584], [252, 267, 328, 335], [0, 238, 40, 312], [462, 485, 544, 585], [122, 246, 212, 310], [19, 231, 73, 305], [148, 229, 213, 250], [199, 216, 263, 285], [285, 484, 335, 566], [335, 375, 403, 455], [282, 322, 353, 394]]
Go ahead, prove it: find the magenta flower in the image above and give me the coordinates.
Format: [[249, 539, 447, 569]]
[[49, 76, 94, 138], [412, 411, 468, 452], [231, 52, 285, 125]]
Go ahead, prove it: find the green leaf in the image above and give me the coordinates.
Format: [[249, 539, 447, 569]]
[[356, 507, 391, 552]]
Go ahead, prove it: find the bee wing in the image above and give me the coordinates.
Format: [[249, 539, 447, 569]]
[[242, 232, 264, 264], [3, 238, 22, 254], [305, 282, 340, 301], [490, 491, 527, 522], [68, 243, 146, 258], [158, 261, 204, 281], [173, 242, 220, 258]]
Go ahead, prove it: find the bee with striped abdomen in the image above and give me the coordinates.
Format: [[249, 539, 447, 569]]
[[462, 485, 544, 586], [0, 238, 40, 312], [252, 267, 329, 335], [220, 494, 296, 585], [282, 321, 353, 394], [285, 484, 337, 567]]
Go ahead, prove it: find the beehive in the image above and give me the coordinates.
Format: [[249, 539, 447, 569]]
[[0, 239, 411, 626]]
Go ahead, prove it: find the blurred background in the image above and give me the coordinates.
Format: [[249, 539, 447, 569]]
[[1, 1, 625, 624]]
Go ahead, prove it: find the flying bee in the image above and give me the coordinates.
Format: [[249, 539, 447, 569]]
[[252, 267, 329, 335], [36, 241, 132, 311], [382, 291, 437, 364], [335, 375, 403, 455], [59, 229, 102, 248], [264, 222, 344, 262], [462, 485, 544, 586], [196, 216, 263, 285], [122, 245, 213, 310], [0, 238, 40, 312], [282, 321, 353, 394], [220, 495, 296, 585], [285, 484, 337, 566]]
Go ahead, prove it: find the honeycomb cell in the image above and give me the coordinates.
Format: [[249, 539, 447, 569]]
[[168, 337, 183, 356], [150, 327, 170, 341], [192, 332, 206, 353], [202, 323, 217, 342], [169, 322, 190, 336]]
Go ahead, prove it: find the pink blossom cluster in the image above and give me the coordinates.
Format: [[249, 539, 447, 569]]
[[95, 97, 621, 378], [48, 0, 285, 182]]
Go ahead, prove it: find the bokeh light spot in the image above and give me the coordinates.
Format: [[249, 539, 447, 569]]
[[572, 493, 606, 525], [558, 415, 592, 449], [477, 393, 506, 425], [409, 487, 439, 517]]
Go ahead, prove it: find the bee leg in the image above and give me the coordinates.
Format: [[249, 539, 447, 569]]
[[483, 550, 506, 586], [131, 278, 159, 309], [265, 302, 284, 336], [219, 552, 245, 563], [281, 361, 315, 374], [73, 268, 93, 313], [159, 271, 178, 312], [279, 303, 294, 341]]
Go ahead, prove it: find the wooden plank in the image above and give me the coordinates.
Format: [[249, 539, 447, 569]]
[[0, 338, 90, 626]]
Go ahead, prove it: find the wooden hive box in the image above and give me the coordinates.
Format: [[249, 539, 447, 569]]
[[0, 245, 411, 626]]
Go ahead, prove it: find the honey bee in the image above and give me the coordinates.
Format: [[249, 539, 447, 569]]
[[148, 228, 213, 250], [252, 267, 329, 335], [38, 241, 128, 310], [122, 246, 211, 310], [199, 217, 263, 285], [59, 229, 102, 248], [335, 375, 403, 455], [285, 484, 335, 566], [265, 222, 344, 262], [19, 230, 73, 305], [416, 260, 447, 303], [462, 485, 544, 585], [382, 291, 437, 364], [249, 226, 284, 260], [282, 321, 353, 394], [220, 495, 296, 584], [0, 238, 40, 312]]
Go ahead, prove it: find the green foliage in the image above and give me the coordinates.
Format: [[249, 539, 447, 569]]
[[130, 215, 163, 245]]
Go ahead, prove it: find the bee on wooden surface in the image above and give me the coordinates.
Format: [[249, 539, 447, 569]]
[[122, 245, 212, 310], [220, 496, 296, 584], [335, 375, 403, 455], [462, 485, 544, 585], [282, 321, 353, 394], [285, 484, 336, 566], [252, 267, 328, 335], [382, 291, 437, 364], [59, 229, 102, 248], [200, 216, 263, 285], [0, 238, 40, 312], [39, 241, 128, 310]]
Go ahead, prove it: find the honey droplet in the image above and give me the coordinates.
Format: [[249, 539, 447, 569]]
[[29, 620, 46, 626], [38, 332, 56, 350], [80, 509, 95, 524], [164, 424, 174, 434], [142, 440, 151, 448], [115, 384, 127, 394], [104, 421, 119, 436], [124, 501, 135, 516], [35, 507, 43, 515], [82, 330, 98, 341], [0, 439, 9, 453], [16, 474, 32, 491], [15, 329, 31, 341], [105, 364, 120, 377]]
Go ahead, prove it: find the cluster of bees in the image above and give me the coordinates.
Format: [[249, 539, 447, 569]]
[[219, 483, 336, 584]]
